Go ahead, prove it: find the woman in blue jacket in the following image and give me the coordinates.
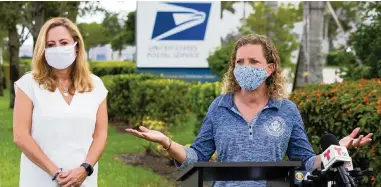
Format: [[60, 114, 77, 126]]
[[126, 34, 373, 187]]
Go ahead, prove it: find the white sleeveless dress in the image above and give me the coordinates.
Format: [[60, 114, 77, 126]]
[[15, 72, 108, 187]]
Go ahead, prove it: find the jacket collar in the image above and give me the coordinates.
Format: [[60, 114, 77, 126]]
[[218, 93, 282, 110]]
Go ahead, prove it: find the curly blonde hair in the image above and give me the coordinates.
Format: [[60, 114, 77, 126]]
[[221, 34, 286, 99], [32, 17, 93, 94]]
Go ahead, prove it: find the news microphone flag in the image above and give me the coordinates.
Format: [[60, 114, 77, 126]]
[[321, 145, 353, 172]]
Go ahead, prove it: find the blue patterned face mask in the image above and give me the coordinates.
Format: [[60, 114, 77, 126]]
[[234, 65, 269, 91]]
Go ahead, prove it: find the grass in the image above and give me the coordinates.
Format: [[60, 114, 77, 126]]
[[0, 89, 196, 187], [0, 90, 20, 187]]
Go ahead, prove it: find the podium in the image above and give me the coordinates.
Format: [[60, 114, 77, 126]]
[[176, 161, 301, 187]]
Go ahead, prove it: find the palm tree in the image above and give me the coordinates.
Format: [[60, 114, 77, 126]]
[[294, 2, 325, 90]]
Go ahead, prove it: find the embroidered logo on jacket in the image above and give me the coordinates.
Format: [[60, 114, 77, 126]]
[[264, 116, 285, 137]]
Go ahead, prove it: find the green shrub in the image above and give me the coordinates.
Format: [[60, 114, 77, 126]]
[[101, 73, 158, 122], [3, 59, 32, 72], [102, 74, 193, 128], [2, 61, 32, 88], [326, 51, 340, 67], [190, 82, 222, 135], [20, 59, 32, 67], [207, 43, 234, 79], [135, 79, 192, 127], [290, 79, 381, 185], [90, 61, 136, 76], [335, 51, 373, 81], [103, 72, 223, 131], [335, 3, 381, 81]]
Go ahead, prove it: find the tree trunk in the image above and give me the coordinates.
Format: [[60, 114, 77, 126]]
[[66, 2, 79, 23], [308, 2, 325, 84], [0, 73, 3, 96], [328, 35, 335, 52], [323, 14, 331, 53], [86, 48, 90, 61], [0, 47, 3, 96], [322, 14, 329, 65], [32, 2, 45, 51], [8, 24, 20, 108], [294, 2, 325, 89], [293, 44, 304, 92]]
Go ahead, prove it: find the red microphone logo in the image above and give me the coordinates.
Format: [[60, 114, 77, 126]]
[[324, 149, 331, 161], [334, 147, 343, 156]]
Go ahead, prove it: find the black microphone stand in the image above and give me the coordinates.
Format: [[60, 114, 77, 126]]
[[300, 167, 373, 187], [348, 167, 373, 186]]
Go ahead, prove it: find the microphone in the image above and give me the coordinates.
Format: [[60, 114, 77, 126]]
[[320, 133, 356, 187]]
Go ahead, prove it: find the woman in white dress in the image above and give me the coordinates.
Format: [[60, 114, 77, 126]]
[[13, 17, 108, 187]]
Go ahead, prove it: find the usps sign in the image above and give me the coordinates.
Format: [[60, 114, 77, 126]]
[[137, 1, 221, 68]]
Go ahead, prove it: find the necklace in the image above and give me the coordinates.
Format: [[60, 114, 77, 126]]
[[60, 83, 70, 97]]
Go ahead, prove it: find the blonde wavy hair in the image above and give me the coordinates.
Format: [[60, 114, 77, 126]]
[[221, 34, 286, 99], [32, 17, 93, 94]]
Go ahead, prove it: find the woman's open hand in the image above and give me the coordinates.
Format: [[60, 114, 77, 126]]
[[126, 126, 168, 146], [339, 127, 373, 149]]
